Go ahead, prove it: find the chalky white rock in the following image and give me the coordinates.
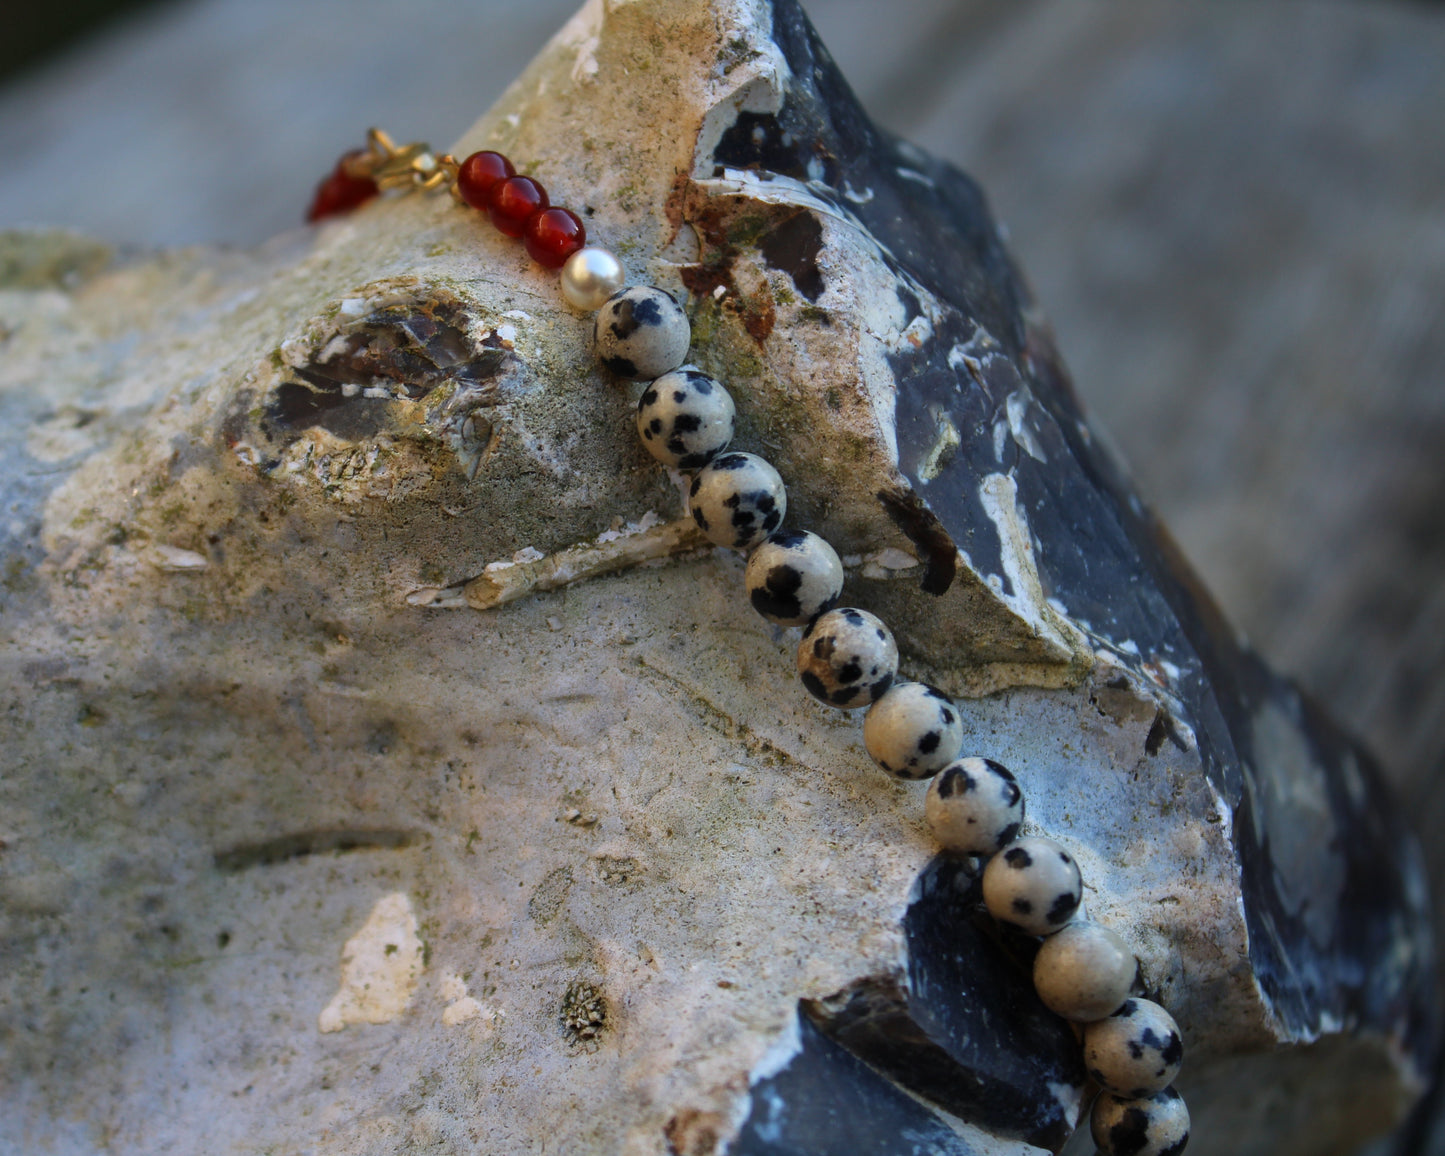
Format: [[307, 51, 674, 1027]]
[[1084, 998, 1184, 1097], [593, 285, 690, 379], [925, 757, 1025, 855], [1033, 921, 1136, 1022], [982, 835, 1082, 936], [1091, 1086, 1191, 1156], [688, 451, 786, 549], [635, 366, 735, 470], [744, 529, 843, 626], [863, 681, 963, 779], [796, 607, 897, 709]]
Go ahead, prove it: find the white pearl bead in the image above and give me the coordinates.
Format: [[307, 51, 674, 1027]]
[[560, 246, 625, 311], [1033, 920, 1136, 1021]]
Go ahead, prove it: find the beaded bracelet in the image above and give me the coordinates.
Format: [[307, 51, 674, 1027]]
[[309, 131, 1193, 1156]]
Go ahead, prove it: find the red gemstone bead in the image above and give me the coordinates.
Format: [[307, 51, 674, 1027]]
[[456, 151, 515, 211], [524, 207, 586, 268], [306, 151, 379, 222], [488, 176, 548, 238]]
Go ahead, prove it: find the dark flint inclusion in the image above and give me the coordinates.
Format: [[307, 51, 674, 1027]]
[[729, 1012, 980, 1156], [721, 0, 1433, 1145], [263, 300, 506, 443], [791, 856, 1086, 1150]]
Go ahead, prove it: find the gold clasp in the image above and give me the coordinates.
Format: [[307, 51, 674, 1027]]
[[355, 128, 458, 195]]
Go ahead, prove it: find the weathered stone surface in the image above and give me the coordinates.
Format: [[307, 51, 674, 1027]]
[[0, 2, 1434, 1154]]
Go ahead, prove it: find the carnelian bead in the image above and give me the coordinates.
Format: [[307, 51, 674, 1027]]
[[488, 176, 547, 238], [524, 207, 586, 268], [456, 151, 515, 211], [306, 151, 378, 222]]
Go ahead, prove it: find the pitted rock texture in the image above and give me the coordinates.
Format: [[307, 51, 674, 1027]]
[[0, 2, 1434, 1155]]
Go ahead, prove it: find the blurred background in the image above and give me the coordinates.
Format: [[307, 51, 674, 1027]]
[[2, 0, 1443, 1140]]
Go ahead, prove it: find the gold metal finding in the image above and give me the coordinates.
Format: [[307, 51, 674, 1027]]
[[354, 128, 458, 195]]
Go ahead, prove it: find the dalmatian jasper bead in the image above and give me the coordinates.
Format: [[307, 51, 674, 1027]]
[[1032, 920, 1137, 1022], [744, 530, 844, 626], [1091, 1087, 1191, 1156], [593, 286, 691, 379], [635, 367, 735, 470], [1083, 998, 1184, 1098], [689, 452, 786, 550], [925, 757, 1024, 855], [796, 608, 898, 709], [981, 835, 1082, 936], [862, 682, 963, 779]]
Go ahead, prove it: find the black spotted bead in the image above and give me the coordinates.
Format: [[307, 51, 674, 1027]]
[[1092, 1087, 1191, 1156], [862, 682, 963, 779], [689, 452, 786, 550], [1083, 998, 1184, 1097], [981, 836, 1082, 936], [744, 530, 844, 626], [796, 608, 897, 709], [924, 757, 1024, 855], [593, 286, 690, 379], [635, 366, 735, 470]]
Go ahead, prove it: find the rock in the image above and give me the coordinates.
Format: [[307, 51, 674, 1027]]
[[0, 2, 1433, 1155]]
